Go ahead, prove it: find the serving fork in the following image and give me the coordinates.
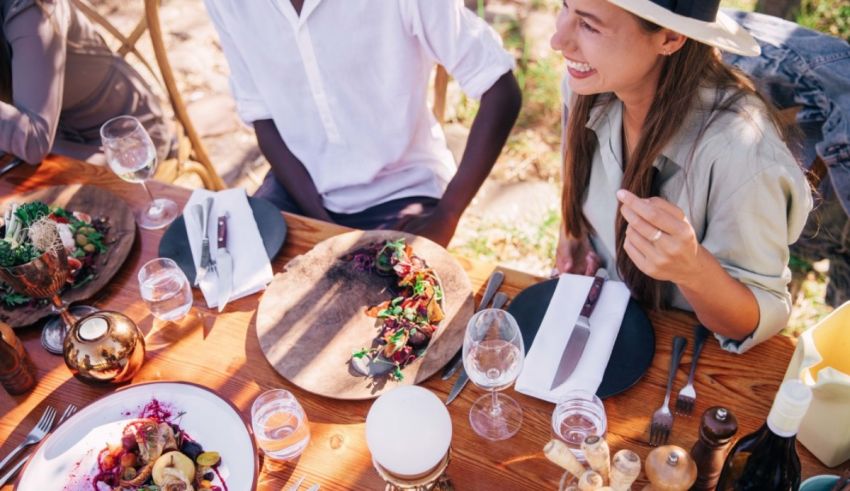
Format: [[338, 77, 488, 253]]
[[649, 336, 687, 447], [675, 324, 709, 416], [0, 404, 77, 486], [286, 476, 321, 491], [0, 406, 56, 473]]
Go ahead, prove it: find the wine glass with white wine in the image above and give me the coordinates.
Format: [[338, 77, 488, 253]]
[[100, 116, 178, 230]]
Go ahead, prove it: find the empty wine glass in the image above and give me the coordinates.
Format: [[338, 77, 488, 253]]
[[138, 258, 192, 321], [462, 308, 525, 441], [100, 116, 178, 230]]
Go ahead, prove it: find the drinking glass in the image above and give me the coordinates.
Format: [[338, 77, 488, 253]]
[[251, 389, 311, 461], [552, 389, 607, 460], [100, 115, 178, 230], [462, 308, 525, 441], [137, 258, 192, 321]]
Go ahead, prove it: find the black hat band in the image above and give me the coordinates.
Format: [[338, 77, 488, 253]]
[[650, 0, 720, 22]]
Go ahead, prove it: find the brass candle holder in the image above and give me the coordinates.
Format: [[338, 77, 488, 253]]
[[372, 449, 453, 491], [63, 311, 145, 384]]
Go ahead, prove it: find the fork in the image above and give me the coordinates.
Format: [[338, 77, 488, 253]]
[[675, 324, 709, 416], [0, 406, 56, 473], [286, 477, 305, 491], [649, 336, 687, 447], [0, 404, 77, 486]]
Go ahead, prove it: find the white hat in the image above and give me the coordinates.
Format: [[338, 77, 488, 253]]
[[606, 0, 761, 56]]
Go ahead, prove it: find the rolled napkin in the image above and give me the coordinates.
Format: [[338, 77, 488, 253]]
[[183, 188, 273, 309], [515, 274, 630, 403]]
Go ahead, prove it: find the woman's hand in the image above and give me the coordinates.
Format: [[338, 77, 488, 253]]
[[616, 189, 701, 287], [553, 226, 601, 276]]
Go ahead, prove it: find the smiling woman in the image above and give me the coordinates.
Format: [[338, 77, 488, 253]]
[[550, 0, 813, 354]]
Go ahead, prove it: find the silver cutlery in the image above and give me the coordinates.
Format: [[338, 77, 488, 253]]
[[0, 157, 23, 177], [194, 197, 214, 286], [675, 324, 710, 416], [549, 268, 608, 390], [649, 336, 687, 446], [0, 404, 77, 486], [441, 270, 505, 380], [445, 292, 509, 406], [0, 406, 56, 473], [306, 484, 321, 491], [286, 476, 305, 491], [215, 212, 233, 312]]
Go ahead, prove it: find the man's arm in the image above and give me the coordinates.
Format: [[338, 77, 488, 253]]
[[399, 71, 521, 245], [254, 119, 332, 221]]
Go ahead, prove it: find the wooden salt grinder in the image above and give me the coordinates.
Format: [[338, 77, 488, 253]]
[[690, 407, 738, 490]]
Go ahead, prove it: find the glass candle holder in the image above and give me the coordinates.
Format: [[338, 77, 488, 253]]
[[551, 389, 607, 461], [366, 386, 452, 490]]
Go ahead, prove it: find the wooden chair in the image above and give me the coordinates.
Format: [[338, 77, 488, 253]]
[[70, 0, 226, 190]]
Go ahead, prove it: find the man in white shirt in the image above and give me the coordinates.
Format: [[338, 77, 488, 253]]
[[203, 0, 521, 246]]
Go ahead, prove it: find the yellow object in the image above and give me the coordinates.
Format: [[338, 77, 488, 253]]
[[152, 451, 195, 486], [785, 301, 850, 467], [544, 439, 587, 479]]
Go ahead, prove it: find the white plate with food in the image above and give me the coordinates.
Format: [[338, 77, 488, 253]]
[[16, 382, 258, 491]]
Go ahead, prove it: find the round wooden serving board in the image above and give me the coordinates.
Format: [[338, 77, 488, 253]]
[[256, 230, 474, 400], [0, 185, 136, 327]]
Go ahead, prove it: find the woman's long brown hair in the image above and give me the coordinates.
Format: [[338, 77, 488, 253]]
[[561, 18, 789, 309]]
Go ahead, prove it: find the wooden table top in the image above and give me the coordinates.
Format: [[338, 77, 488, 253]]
[[0, 156, 832, 490]]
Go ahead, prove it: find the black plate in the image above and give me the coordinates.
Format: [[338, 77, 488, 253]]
[[507, 278, 655, 399], [158, 197, 287, 284]]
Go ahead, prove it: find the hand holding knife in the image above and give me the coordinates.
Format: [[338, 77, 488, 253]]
[[549, 268, 608, 390]]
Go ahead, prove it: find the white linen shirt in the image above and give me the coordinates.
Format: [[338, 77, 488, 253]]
[[203, 0, 515, 213], [561, 77, 813, 354]]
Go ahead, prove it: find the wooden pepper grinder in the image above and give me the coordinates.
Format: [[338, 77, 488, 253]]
[[690, 407, 738, 490], [0, 321, 37, 395], [642, 445, 697, 491]]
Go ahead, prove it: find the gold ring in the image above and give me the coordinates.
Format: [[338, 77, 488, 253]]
[[651, 229, 663, 242]]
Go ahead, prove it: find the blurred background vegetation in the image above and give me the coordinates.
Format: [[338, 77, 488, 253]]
[[446, 0, 846, 336]]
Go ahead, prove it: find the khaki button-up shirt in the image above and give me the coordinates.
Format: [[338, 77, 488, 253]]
[[562, 80, 813, 353]]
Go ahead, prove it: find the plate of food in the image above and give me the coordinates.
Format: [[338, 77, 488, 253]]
[[256, 230, 475, 400], [0, 185, 135, 327], [16, 382, 258, 491]]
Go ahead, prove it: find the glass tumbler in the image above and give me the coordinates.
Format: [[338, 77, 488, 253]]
[[251, 389, 311, 461], [551, 389, 607, 461], [138, 258, 192, 321]]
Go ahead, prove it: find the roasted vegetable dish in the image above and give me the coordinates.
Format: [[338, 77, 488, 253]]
[[347, 239, 444, 381], [0, 201, 109, 308]]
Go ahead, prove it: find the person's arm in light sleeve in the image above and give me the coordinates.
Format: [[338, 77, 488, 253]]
[[395, 0, 521, 246], [0, 6, 67, 164]]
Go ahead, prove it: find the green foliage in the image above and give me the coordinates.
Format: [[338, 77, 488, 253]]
[[797, 0, 850, 42], [14, 202, 49, 227], [0, 238, 40, 268]]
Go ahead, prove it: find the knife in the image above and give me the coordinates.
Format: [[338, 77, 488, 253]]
[[441, 270, 505, 380], [194, 197, 214, 286], [549, 269, 608, 390], [445, 292, 509, 406], [215, 213, 233, 312]]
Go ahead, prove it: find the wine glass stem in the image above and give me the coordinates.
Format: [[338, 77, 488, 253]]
[[140, 181, 163, 217], [51, 295, 76, 331], [490, 388, 502, 417]]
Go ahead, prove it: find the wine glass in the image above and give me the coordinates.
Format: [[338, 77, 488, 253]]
[[462, 308, 525, 441], [100, 116, 178, 230], [0, 243, 94, 354], [137, 258, 193, 322]]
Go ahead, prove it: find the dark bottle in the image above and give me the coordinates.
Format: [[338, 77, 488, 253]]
[[690, 406, 738, 490], [717, 379, 812, 491], [0, 323, 38, 395]]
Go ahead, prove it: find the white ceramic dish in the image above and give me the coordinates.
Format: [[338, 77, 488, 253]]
[[16, 382, 258, 490]]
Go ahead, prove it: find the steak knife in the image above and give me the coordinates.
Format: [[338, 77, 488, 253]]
[[215, 213, 233, 312], [549, 269, 608, 390]]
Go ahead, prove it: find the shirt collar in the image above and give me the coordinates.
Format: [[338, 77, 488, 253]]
[[277, 0, 323, 29]]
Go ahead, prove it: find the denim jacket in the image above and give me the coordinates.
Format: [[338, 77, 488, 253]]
[[723, 9, 850, 216]]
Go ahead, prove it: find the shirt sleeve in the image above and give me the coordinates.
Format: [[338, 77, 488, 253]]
[[698, 132, 813, 354], [202, 0, 271, 124], [400, 0, 515, 100], [0, 4, 67, 164]]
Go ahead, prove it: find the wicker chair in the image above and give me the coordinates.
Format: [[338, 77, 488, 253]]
[[71, 0, 226, 190]]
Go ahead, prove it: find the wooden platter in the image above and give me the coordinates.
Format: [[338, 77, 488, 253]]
[[0, 185, 136, 327], [256, 230, 475, 400]]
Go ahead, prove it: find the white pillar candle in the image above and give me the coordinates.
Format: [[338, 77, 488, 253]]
[[366, 386, 452, 479]]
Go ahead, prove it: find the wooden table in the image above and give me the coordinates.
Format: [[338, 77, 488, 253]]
[[0, 156, 833, 490]]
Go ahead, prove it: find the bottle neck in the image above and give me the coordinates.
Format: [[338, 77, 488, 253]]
[[767, 406, 803, 438]]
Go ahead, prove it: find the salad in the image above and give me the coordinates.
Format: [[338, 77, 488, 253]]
[[91, 401, 226, 491], [347, 239, 444, 381], [0, 201, 109, 308]]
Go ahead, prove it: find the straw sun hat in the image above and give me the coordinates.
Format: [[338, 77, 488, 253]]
[[606, 0, 761, 56]]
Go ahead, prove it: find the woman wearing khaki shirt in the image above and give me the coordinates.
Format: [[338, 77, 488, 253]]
[[0, 0, 169, 164], [551, 0, 812, 353]]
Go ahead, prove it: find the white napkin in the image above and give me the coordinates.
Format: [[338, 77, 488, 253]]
[[515, 274, 630, 403], [183, 189, 273, 309]]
